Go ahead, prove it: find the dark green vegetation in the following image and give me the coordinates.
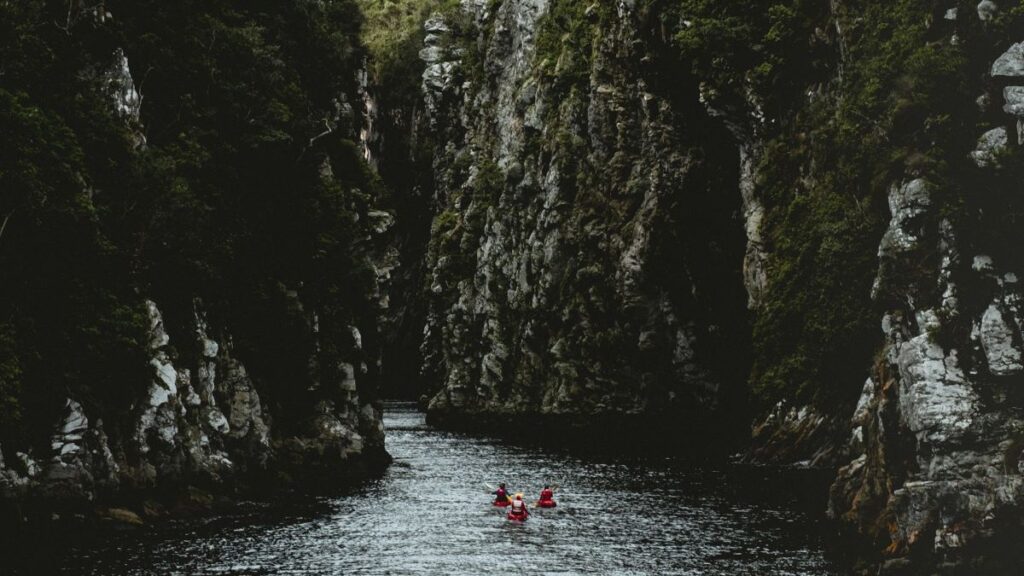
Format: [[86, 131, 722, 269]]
[[0, 0, 388, 455], [359, 0, 460, 88], [416, 0, 755, 422], [669, 0, 1024, 412], [661, 0, 1024, 417]]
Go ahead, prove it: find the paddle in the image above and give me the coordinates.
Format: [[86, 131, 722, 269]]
[[484, 482, 513, 505]]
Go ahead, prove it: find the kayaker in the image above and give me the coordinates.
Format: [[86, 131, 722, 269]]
[[508, 494, 529, 520], [493, 483, 511, 505], [537, 485, 556, 508]]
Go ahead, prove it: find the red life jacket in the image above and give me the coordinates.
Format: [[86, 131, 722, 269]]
[[540, 489, 553, 501]]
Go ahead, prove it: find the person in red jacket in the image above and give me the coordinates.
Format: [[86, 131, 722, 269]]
[[537, 485, 557, 508], [492, 483, 511, 506]]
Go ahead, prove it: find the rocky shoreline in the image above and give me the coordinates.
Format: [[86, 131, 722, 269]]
[[0, 299, 389, 534]]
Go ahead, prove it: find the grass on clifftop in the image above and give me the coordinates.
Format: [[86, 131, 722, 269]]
[[357, 0, 461, 80]]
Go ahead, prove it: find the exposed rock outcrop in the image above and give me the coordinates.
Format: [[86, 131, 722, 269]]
[[0, 298, 386, 511], [102, 47, 145, 147], [420, 1, 750, 431], [829, 42, 1024, 572]]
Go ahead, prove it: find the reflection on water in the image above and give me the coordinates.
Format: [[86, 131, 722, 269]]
[[42, 403, 841, 575]]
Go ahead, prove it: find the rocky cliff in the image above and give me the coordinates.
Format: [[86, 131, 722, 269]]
[[0, 0, 390, 522], [419, 0, 751, 434], [1, 299, 385, 513], [828, 29, 1024, 574], [407, 0, 1024, 571]]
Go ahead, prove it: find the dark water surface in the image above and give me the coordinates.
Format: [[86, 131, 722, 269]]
[[34, 403, 843, 575]]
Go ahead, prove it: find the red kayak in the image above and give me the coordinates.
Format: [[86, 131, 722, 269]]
[[493, 500, 511, 507], [536, 500, 557, 508], [507, 510, 528, 522]]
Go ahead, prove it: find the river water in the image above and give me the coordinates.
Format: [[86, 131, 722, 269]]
[[35, 402, 843, 575]]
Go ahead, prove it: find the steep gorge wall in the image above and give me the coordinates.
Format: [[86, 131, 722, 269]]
[[420, 0, 751, 431], [0, 0, 391, 519], [1, 299, 385, 512], [828, 22, 1024, 573], [408, 0, 1024, 571]]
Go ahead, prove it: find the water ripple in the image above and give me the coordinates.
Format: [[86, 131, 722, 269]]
[[60, 403, 840, 575]]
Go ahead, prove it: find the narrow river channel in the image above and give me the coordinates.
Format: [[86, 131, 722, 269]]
[[36, 402, 843, 575]]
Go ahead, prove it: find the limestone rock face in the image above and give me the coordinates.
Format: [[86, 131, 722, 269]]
[[39, 399, 118, 502], [970, 127, 1008, 167], [871, 180, 935, 307], [991, 42, 1024, 79], [831, 234, 1023, 571], [420, 1, 750, 424], [894, 335, 977, 445], [1, 298, 385, 506], [979, 303, 1023, 375], [828, 40, 1024, 566], [1002, 86, 1024, 116], [100, 48, 146, 148], [105, 48, 142, 123]]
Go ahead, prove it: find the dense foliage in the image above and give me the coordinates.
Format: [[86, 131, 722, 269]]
[[0, 0, 388, 454], [668, 0, 1007, 410], [517, 0, 889, 412], [448, 0, 1024, 415], [358, 0, 459, 88]]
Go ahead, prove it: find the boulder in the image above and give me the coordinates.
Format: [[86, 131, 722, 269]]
[[970, 127, 1008, 168], [992, 42, 1024, 79], [1003, 86, 1024, 116], [979, 303, 1023, 375], [896, 335, 977, 444], [978, 1, 998, 21], [100, 507, 144, 526]]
